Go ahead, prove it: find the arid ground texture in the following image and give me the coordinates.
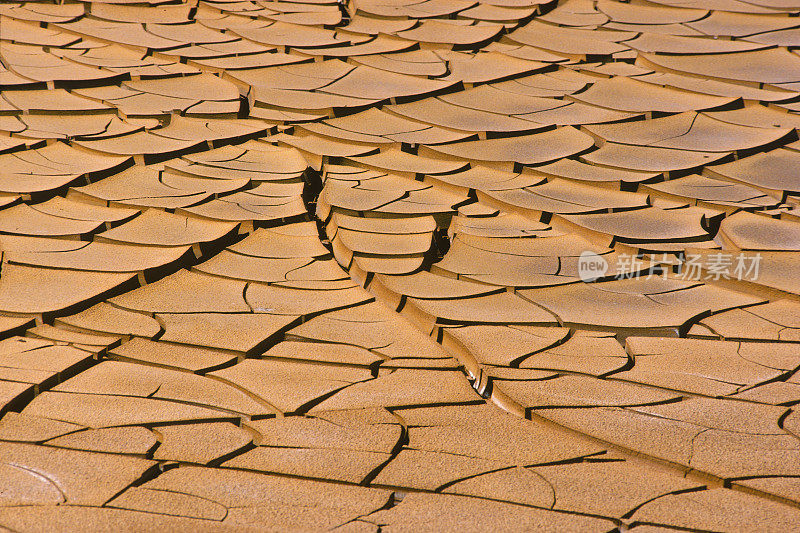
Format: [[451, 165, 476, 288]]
[[1, 0, 800, 531]]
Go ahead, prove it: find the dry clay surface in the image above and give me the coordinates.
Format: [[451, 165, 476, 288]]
[[2, 0, 800, 531]]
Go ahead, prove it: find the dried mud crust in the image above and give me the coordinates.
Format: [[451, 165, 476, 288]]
[[1, 0, 800, 531]]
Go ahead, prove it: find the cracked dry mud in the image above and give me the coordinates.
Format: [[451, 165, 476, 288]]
[[1, 0, 800, 531]]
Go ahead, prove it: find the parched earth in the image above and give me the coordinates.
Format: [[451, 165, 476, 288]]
[[2, 0, 800, 531]]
